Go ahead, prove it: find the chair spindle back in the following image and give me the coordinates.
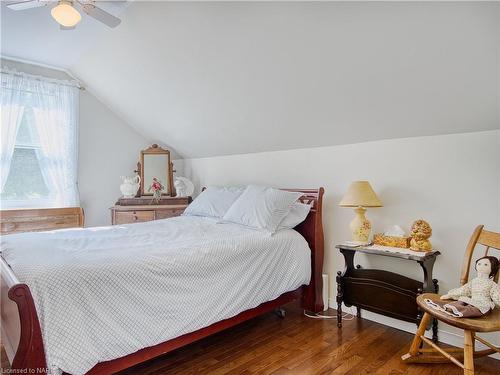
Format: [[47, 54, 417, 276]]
[[460, 225, 500, 285]]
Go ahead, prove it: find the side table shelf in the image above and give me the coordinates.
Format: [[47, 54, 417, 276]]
[[335, 244, 441, 342]]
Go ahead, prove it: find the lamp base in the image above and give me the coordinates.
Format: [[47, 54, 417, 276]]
[[349, 206, 371, 243]]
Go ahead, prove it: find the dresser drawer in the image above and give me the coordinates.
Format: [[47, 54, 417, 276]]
[[156, 208, 186, 219], [114, 210, 155, 224], [110, 202, 189, 225]]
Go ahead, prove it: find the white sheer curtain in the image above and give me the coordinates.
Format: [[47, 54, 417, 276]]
[[32, 77, 80, 207], [0, 72, 25, 190], [1, 68, 79, 207]]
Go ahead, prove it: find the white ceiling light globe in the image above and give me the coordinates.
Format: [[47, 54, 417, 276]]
[[51, 1, 82, 27]]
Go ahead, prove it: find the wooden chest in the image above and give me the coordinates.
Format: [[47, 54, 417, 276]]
[[110, 197, 191, 225]]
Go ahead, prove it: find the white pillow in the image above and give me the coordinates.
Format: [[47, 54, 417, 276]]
[[277, 201, 312, 230], [183, 186, 244, 219], [222, 185, 303, 233]]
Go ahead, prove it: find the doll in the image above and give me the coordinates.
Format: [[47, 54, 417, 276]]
[[425, 256, 500, 318]]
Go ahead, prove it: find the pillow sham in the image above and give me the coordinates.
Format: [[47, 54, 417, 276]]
[[277, 201, 311, 230], [183, 186, 244, 219], [222, 185, 303, 233]]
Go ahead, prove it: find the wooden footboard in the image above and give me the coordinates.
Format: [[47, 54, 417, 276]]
[[1, 206, 84, 371], [1, 207, 84, 235], [1, 257, 47, 371]]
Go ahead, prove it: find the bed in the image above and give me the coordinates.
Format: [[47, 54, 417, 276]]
[[0, 188, 324, 375]]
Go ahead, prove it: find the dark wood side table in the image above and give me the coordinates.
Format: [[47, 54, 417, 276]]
[[335, 244, 440, 342]]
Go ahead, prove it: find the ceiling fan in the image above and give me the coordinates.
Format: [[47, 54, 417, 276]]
[[5, 0, 122, 29]]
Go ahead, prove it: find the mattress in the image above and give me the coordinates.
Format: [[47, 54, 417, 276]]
[[1, 216, 311, 375]]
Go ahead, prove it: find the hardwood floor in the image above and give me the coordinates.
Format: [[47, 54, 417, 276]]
[[2, 302, 498, 374]]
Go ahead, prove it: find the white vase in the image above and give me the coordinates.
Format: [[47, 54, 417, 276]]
[[120, 175, 141, 198]]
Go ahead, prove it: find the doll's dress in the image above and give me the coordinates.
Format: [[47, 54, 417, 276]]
[[425, 299, 483, 318]]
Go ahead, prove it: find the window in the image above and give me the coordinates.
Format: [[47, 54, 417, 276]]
[[1, 69, 79, 209], [2, 107, 50, 203]]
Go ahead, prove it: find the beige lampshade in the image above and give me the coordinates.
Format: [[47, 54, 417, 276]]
[[339, 181, 382, 208]]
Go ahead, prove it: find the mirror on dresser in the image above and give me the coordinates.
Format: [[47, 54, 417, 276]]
[[139, 144, 174, 197], [110, 144, 192, 225]]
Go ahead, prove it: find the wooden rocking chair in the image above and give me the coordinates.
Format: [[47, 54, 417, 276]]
[[401, 225, 500, 375]]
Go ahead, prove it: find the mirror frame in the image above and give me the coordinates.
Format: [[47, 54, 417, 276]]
[[139, 144, 175, 197]]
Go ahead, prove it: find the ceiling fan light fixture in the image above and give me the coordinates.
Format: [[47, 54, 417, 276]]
[[51, 0, 81, 27]]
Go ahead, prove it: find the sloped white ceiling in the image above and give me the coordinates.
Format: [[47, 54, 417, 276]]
[[6, 2, 500, 158]]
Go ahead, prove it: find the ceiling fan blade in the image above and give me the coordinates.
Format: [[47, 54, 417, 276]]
[[80, 3, 121, 28], [6, 0, 49, 11]]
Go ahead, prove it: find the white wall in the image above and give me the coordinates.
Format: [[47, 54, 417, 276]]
[[180, 130, 500, 353], [78, 90, 148, 226], [1, 59, 149, 226]]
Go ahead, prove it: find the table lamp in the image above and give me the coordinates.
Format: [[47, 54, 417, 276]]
[[339, 181, 382, 244]]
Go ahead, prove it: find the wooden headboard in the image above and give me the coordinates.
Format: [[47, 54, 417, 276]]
[[201, 187, 325, 312], [284, 188, 325, 312], [0, 207, 84, 235]]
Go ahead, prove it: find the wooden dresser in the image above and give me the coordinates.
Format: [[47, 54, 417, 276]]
[[110, 196, 191, 225]]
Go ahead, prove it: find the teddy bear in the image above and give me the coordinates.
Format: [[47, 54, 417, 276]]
[[409, 219, 432, 252]]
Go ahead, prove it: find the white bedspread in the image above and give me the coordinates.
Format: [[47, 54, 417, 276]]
[[1, 216, 311, 375]]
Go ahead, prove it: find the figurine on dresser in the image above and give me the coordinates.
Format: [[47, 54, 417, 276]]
[[174, 177, 195, 198], [425, 256, 500, 318]]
